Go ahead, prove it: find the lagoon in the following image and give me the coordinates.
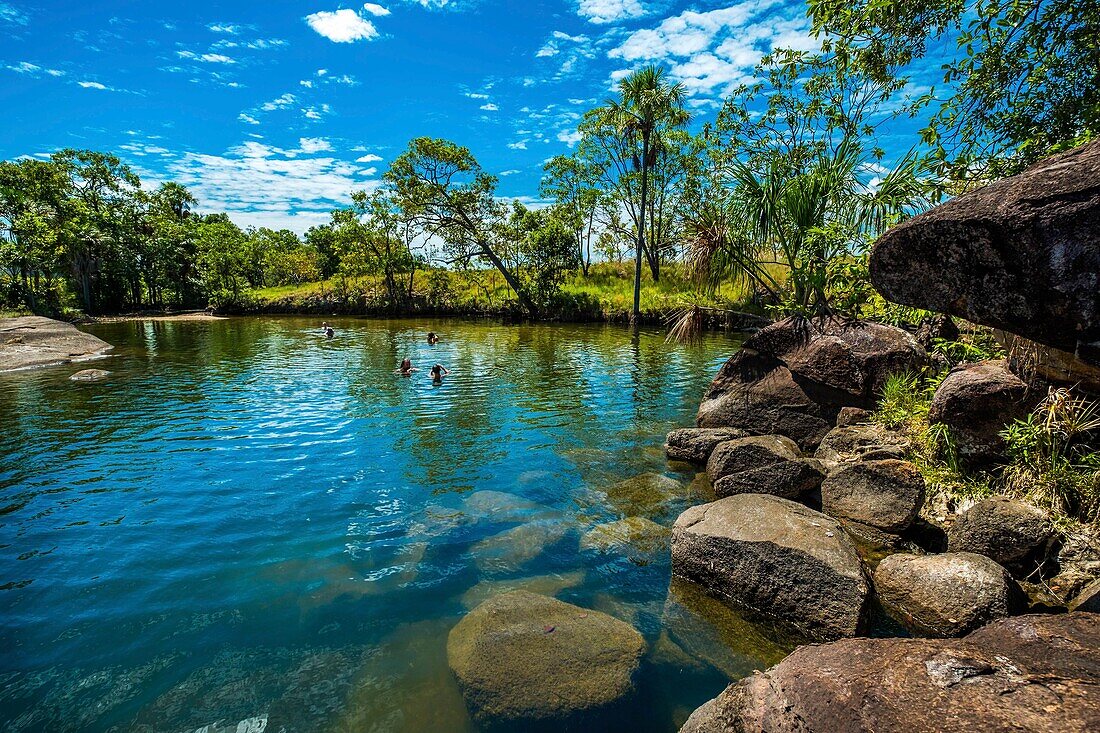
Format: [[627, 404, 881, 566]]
[[0, 316, 792, 732]]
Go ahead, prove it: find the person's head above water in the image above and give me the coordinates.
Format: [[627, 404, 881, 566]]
[[427, 332, 438, 344]]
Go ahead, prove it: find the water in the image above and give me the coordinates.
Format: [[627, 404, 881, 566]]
[[0, 316, 795, 732]]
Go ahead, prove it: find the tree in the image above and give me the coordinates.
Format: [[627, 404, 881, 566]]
[[500, 202, 577, 309], [195, 214, 250, 305], [540, 154, 602, 277], [385, 137, 540, 316], [687, 50, 932, 315], [590, 66, 689, 322], [808, 0, 1100, 176]]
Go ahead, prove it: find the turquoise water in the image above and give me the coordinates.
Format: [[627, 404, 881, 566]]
[[0, 317, 788, 732]]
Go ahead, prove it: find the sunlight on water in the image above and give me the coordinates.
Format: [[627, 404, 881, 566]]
[[0, 316, 792, 732]]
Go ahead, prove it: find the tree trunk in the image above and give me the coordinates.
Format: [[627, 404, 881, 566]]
[[480, 240, 539, 317], [634, 130, 650, 323]]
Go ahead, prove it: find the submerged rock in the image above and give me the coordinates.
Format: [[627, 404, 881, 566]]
[[69, 368, 111, 381], [873, 552, 1021, 637], [928, 360, 1031, 462], [464, 491, 558, 523], [580, 516, 669, 558], [0, 316, 113, 372], [472, 520, 571, 575], [697, 316, 927, 450], [665, 427, 749, 464], [821, 459, 926, 533], [671, 494, 868, 640], [870, 140, 1100, 364], [602, 472, 685, 518], [947, 497, 1056, 579], [447, 591, 645, 728], [681, 613, 1100, 733], [459, 571, 587, 610]]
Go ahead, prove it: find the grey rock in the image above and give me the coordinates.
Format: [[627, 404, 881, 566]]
[[870, 140, 1100, 364], [705, 434, 800, 482], [814, 423, 910, 465], [947, 497, 1056, 579], [0, 316, 113, 372], [874, 552, 1021, 637], [928, 360, 1031, 462], [712, 458, 825, 500], [821, 459, 926, 532], [664, 427, 749, 464], [671, 494, 868, 640], [69, 368, 111, 381]]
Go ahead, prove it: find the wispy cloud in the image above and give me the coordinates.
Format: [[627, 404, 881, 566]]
[[0, 1, 28, 25], [575, 0, 654, 25], [5, 61, 65, 76]]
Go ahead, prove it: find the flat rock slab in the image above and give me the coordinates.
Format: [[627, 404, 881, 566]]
[[671, 494, 868, 640], [0, 316, 112, 371], [447, 590, 645, 728], [681, 613, 1100, 733], [874, 552, 1020, 637]]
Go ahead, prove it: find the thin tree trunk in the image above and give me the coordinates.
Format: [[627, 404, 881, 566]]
[[634, 130, 650, 323]]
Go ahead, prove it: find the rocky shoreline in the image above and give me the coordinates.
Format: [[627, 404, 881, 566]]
[[0, 315, 113, 372]]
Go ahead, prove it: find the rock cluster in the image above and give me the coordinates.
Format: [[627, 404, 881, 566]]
[[696, 316, 927, 450]]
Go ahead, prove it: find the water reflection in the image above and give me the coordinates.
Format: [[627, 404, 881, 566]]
[[0, 316, 777, 732]]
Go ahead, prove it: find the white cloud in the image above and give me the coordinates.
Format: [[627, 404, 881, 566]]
[[356, 154, 383, 162], [0, 2, 28, 25], [305, 9, 379, 43], [557, 129, 582, 147], [465, 92, 489, 99], [576, 0, 652, 25], [77, 81, 109, 90], [508, 141, 528, 150], [208, 23, 242, 34], [362, 3, 391, 16], [200, 53, 236, 64], [5, 61, 65, 76], [239, 113, 260, 125], [607, 1, 815, 97], [261, 93, 296, 111], [298, 137, 333, 154], [480, 102, 499, 111], [500, 169, 520, 176]]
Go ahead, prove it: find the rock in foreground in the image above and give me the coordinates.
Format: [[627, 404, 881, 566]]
[[671, 494, 868, 640], [821, 459, 926, 533], [928, 360, 1030, 462], [870, 140, 1100, 364], [447, 591, 645, 728], [874, 552, 1020, 637], [697, 316, 927, 450], [681, 613, 1100, 733], [0, 316, 112, 372]]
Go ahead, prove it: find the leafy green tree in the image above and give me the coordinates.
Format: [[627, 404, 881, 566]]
[[0, 158, 72, 312], [600, 66, 689, 321], [146, 182, 199, 307], [540, 154, 602, 277], [808, 0, 1100, 176], [385, 137, 540, 316], [195, 213, 250, 306], [500, 202, 577, 309]]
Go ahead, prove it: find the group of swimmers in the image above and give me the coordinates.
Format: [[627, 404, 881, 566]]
[[321, 323, 450, 383]]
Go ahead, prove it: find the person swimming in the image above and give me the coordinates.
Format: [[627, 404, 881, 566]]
[[429, 364, 449, 383], [397, 358, 418, 376], [324, 326, 334, 339], [427, 332, 439, 345]]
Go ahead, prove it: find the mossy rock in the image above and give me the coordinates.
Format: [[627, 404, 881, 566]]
[[603, 472, 685, 518], [580, 516, 670, 559], [447, 591, 645, 729]]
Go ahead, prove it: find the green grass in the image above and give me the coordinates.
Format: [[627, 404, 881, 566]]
[[249, 262, 780, 320]]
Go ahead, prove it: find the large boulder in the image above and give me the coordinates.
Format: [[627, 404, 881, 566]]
[[705, 435, 799, 481], [0, 316, 113, 372], [947, 497, 1056, 579], [697, 316, 927, 450], [821, 459, 926, 533], [874, 552, 1021, 637], [681, 612, 1100, 733], [870, 141, 1100, 365], [447, 591, 645, 728], [665, 427, 749, 464], [671, 494, 869, 640], [928, 360, 1031, 462]]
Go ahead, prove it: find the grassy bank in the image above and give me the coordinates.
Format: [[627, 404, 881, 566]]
[[247, 262, 776, 326]]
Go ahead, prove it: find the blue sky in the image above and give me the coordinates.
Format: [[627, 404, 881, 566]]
[[0, 0, 942, 233]]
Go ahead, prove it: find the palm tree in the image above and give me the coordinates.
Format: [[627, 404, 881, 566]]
[[604, 66, 689, 323]]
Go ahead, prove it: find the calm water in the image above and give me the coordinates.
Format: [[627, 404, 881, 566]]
[[0, 317, 793, 732]]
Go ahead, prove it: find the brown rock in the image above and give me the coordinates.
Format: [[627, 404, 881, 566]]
[[705, 435, 800, 482], [0, 316, 112, 372], [870, 141, 1100, 365], [665, 427, 749, 464], [814, 423, 910, 465], [928, 360, 1032, 461], [821, 459, 926, 532], [947, 497, 1056, 579], [681, 613, 1100, 733], [712, 458, 825, 500]]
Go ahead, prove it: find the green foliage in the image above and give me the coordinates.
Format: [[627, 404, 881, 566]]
[[1001, 389, 1100, 522], [809, 0, 1100, 176]]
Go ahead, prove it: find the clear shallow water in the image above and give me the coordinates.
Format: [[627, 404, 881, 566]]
[[0, 316, 791, 732]]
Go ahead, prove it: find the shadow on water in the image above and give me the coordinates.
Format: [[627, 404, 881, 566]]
[[0, 316, 756, 732]]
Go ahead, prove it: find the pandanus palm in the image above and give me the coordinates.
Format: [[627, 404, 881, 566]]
[[603, 67, 689, 322]]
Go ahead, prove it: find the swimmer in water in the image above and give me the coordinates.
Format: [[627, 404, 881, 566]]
[[427, 332, 439, 345], [429, 364, 450, 383], [324, 326, 334, 339], [396, 358, 418, 376]]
